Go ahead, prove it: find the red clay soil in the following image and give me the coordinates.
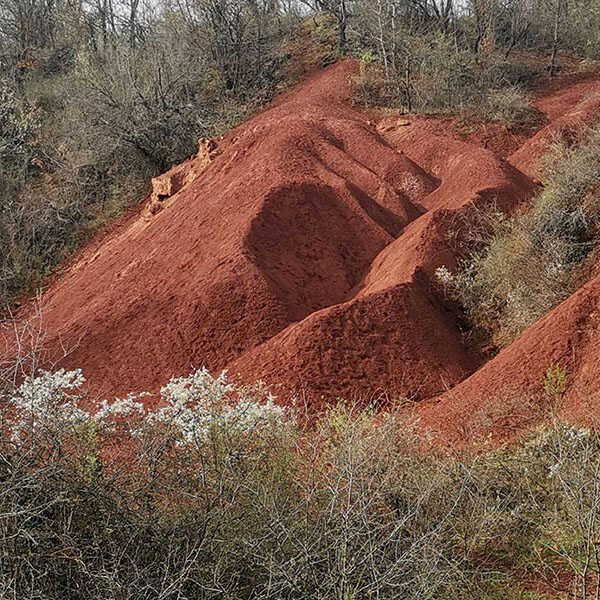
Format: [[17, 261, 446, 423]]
[[418, 273, 600, 445], [2, 60, 600, 429], [510, 78, 600, 177]]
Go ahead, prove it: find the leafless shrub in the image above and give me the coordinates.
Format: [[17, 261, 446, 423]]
[[0, 367, 537, 600], [480, 86, 541, 125], [352, 33, 539, 125]]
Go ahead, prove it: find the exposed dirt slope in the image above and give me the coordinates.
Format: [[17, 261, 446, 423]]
[[0, 61, 474, 402], [419, 273, 600, 445], [228, 122, 535, 403], [3, 60, 600, 423], [510, 79, 600, 177], [413, 77, 600, 444]]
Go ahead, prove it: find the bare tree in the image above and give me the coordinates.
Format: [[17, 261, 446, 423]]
[[548, 0, 564, 75], [428, 0, 454, 32], [470, 0, 500, 53], [503, 0, 532, 59], [300, 0, 353, 51], [0, 0, 66, 74]]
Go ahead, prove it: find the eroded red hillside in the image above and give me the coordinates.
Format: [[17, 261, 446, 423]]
[[3, 59, 600, 427]]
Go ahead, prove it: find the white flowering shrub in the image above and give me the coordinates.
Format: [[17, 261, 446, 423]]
[[6, 365, 600, 600], [477, 421, 600, 595], [434, 265, 454, 288], [3, 366, 294, 450], [95, 395, 146, 420], [6, 368, 88, 445], [512, 422, 593, 482], [148, 368, 291, 447]]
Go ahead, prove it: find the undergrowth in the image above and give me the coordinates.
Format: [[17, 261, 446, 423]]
[[351, 33, 541, 124], [1, 363, 600, 599]]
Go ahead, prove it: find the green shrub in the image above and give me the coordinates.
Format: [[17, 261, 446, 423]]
[[351, 62, 394, 107], [543, 362, 568, 399], [437, 128, 600, 346], [0, 160, 150, 305]]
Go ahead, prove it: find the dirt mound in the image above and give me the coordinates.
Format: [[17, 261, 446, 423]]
[[418, 273, 600, 445], [228, 280, 474, 405], [1, 61, 470, 401], [3, 60, 600, 425], [230, 105, 537, 404]]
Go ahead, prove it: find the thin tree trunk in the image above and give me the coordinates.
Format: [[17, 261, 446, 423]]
[[391, 2, 397, 70], [377, 0, 389, 80], [129, 0, 140, 48], [549, 0, 562, 76], [405, 58, 412, 113], [338, 0, 347, 52]]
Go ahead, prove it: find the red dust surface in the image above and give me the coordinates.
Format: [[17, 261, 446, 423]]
[[3, 59, 600, 436]]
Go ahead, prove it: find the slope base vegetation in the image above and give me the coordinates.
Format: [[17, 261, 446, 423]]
[[2, 367, 600, 600]]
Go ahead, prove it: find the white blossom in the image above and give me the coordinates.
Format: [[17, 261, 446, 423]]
[[563, 425, 590, 442], [95, 394, 147, 422], [548, 462, 562, 479], [149, 368, 292, 446], [7, 369, 88, 444], [435, 266, 455, 287], [4, 366, 295, 448]]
